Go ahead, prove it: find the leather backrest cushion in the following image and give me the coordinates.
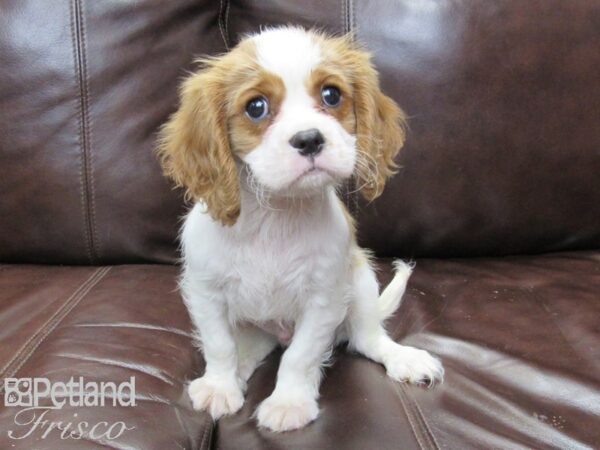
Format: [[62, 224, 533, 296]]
[[351, 0, 600, 257], [0, 0, 226, 264], [227, 0, 600, 257], [1, 0, 599, 263]]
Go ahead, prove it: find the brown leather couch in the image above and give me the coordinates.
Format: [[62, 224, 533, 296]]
[[1, 1, 599, 449]]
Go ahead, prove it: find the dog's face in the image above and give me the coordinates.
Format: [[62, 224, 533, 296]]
[[158, 27, 406, 225], [233, 30, 358, 198]]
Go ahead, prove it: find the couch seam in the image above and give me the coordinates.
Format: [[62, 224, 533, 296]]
[[218, 0, 230, 50], [341, 0, 351, 214], [341, 0, 347, 34], [70, 0, 92, 264], [350, 0, 356, 36], [392, 383, 425, 450], [342, 0, 360, 218], [349, 0, 358, 217], [0, 267, 111, 390], [79, 0, 101, 262], [392, 383, 440, 450], [409, 385, 442, 449], [224, 0, 230, 49], [199, 418, 213, 450], [71, 0, 99, 264]]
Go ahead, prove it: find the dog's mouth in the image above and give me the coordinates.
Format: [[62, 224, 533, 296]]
[[239, 159, 337, 196], [303, 165, 325, 176], [293, 165, 333, 186], [295, 157, 337, 181]]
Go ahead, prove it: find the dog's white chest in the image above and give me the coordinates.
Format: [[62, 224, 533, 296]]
[[219, 226, 343, 324], [182, 191, 351, 326]]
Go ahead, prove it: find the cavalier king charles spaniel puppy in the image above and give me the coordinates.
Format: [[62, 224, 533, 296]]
[[158, 26, 443, 432]]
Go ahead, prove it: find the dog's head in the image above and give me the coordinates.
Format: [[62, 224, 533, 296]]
[[158, 27, 406, 225]]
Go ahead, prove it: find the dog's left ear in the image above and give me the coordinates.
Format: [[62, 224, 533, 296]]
[[352, 51, 407, 201]]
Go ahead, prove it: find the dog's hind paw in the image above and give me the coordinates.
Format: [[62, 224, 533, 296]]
[[384, 345, 444, 387]]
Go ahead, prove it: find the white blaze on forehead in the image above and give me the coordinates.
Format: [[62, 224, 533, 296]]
[[252, 27, 322, 87]]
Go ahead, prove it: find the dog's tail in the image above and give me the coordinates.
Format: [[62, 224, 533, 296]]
[[378, 260, 414, 320]]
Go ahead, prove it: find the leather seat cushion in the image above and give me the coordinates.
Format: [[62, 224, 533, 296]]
[[217, 252, 600, 449], [0, 252, 598, 449], [0, 265, 210, 449]]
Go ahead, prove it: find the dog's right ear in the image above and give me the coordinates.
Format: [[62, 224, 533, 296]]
[[351, 49, 406, 201], [157, 62, 241, 226]]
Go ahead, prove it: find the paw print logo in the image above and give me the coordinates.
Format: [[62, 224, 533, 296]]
[[4, 378, 33, 407]]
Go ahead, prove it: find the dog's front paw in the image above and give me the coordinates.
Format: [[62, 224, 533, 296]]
[[256, 391, 319, 432], [188, 375, 244, 419], [384, 345, 444, 386]]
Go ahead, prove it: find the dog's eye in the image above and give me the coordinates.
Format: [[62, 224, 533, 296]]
[[245, 96, 269, 122], [321, 86, 341, 108]]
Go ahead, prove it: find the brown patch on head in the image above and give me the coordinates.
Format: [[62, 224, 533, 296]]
[[228, 70, 285, 155], [306, 67, 355, 133], [313, 33, 407, 200], [157, 39, 286, 226]]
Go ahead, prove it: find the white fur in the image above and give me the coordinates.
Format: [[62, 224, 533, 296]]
[[254, 27, 321, 85], [182, 27, 443, 432]]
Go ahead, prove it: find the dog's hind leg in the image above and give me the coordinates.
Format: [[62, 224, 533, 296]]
[[345, 251, 444, 386]]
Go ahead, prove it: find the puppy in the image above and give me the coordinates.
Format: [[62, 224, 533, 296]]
[[158, 26, 443, 432]]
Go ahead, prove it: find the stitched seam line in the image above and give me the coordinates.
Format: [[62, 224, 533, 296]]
[[224, 0, 230, 48], [0, 267, 110, 385], [349, 0, 358, 218], [199, 419, 213, 450], [0, 267, 111, 391], [341, 0, 348, 34], [405, 383, 439, 450], [70, 0, 92, 264], [345, 0, 360, 218], [341, 0, 351, 212], [218, 0, 230, 50], [393, 383, 426, 449], [79, 0, 100, 261], [393, 383, 440, 450], [349, 0, 356, 36], [72, 0, 99, 264], [411, 391, 442, 449]]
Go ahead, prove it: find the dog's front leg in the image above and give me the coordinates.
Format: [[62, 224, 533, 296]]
[[186, 285, 244, 419], [256, 300, 345, 432]]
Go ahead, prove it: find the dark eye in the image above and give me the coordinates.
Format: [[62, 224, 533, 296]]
[[245, 96, 269, 121], [321, 85, 341, 108]]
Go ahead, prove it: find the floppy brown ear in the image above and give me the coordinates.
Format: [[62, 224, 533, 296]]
[[353, 52, 406, 201], [157, 64, 240, 226]]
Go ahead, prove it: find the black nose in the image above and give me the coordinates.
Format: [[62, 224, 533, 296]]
[[289, 128, 325, 156]]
